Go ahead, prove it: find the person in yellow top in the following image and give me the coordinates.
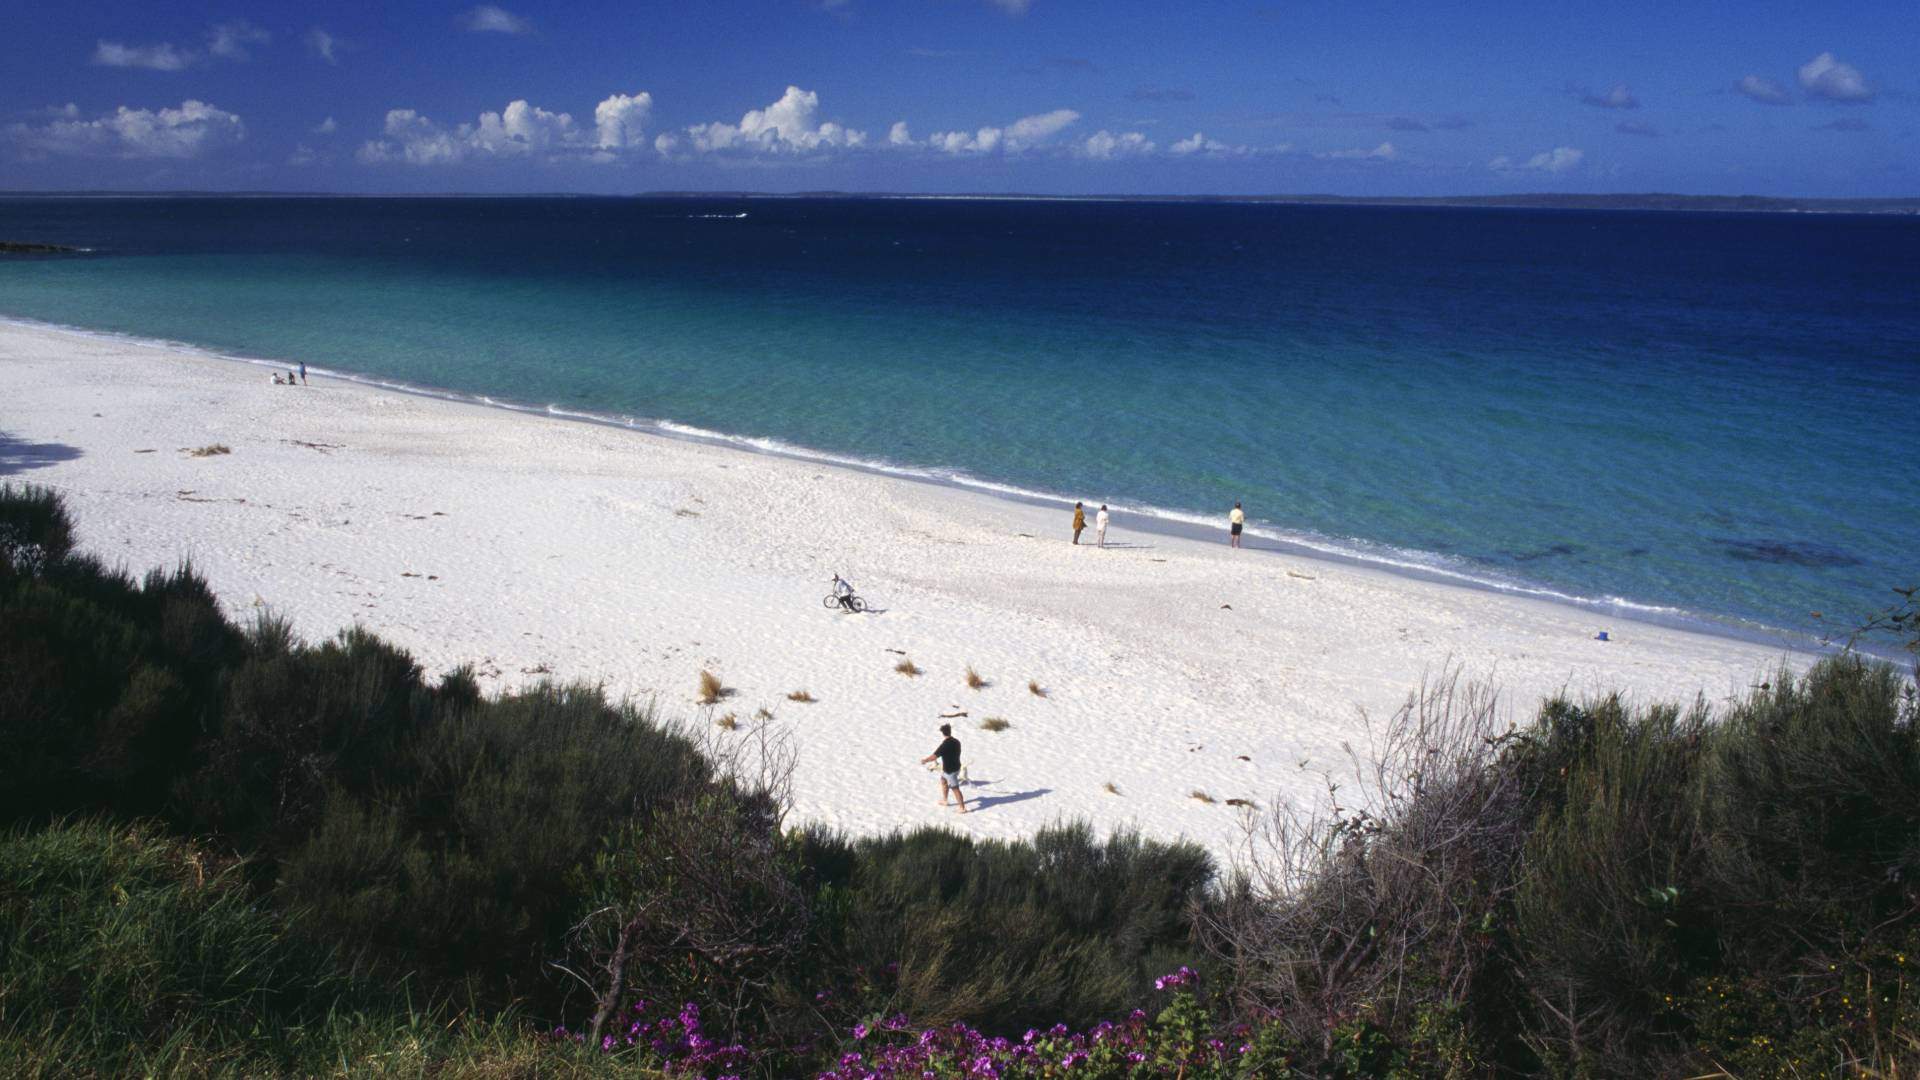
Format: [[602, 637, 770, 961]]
[[1229, 501, 1245, 549], [1072, 501, 1087, 545]]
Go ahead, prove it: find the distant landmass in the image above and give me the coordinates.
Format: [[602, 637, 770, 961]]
[[678, 191, 1920, 215], [3, 190, 1918, 215], [1223, 193, 1920, 214]]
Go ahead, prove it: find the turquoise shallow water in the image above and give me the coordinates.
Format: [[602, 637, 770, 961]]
[[1, 196, 1915, 643]]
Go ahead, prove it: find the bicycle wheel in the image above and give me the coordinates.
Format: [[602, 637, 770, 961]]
[[848, 596, 867, 613], [822, 594, 840, 609]]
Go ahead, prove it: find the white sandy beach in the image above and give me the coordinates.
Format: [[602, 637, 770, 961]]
[[1, 320, 1812, 865]]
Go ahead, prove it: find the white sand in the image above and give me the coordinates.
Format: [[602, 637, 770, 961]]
[[1, 320, 1810, 865]]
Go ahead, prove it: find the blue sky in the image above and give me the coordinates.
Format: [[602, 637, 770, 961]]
[[4, 1, 1914, 196]]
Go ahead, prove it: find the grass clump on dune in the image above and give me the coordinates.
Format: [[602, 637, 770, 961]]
[[980, 717, 1010, 732], [697, 668, 726, 704], [966, 666, 988, 690], [895, 658, 922, 677]]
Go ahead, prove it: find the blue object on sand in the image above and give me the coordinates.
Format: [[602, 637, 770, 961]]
[[1595, 630, 1610, 641]]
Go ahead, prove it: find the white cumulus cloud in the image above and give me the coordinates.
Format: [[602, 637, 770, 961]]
[[92, 41, 195, 71], [207, 21, 270, 61], [307, 28, 341, 64], [1078, 130, 1154, 159], [463, 5, 532, 34], [1004, 108, 1078, 149], [908, 108, 1085, 156], [679, 86, 866, 155], [1320, 141, 1397, 161], [359, 93, 657, 165], [1169, 132, 1277, 157], [594, 92, 651, 149], [1798, 52, 1872, 102], [313, 116, 338, 135], [1736, 75, 1792, 105], [987, 0, 1032, 12], [469, 101, 577, 155], [8, 100, 244, 159], [1490, 146, 1583, 174], [924, 127, 1002, 153], [917, 108, 1079, 155], [358, 110, 460, 164]]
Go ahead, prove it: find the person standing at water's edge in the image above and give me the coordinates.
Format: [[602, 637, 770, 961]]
[[1072, 502, 1086, 545], [1229, 501, 1245, 549], [298, 362, 307, 385], [921, 724, 968, 813], [1095, 504, 1110, 547]]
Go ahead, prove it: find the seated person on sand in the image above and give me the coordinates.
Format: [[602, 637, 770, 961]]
[[272, 372, 285, 384]]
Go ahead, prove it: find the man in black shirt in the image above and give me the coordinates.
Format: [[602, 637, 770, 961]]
[[920, 723, 968, 814]]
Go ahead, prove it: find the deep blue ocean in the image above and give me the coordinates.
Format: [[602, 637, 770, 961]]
[[1, 196, 1914, 643]]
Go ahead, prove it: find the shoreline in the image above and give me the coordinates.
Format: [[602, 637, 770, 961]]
[[0, 312, 1838, 661], [1, 317, 1822, 863]]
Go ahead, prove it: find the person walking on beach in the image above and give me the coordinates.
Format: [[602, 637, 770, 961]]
[[298, 362, 307, 386], [1229, 501, 1245, 549], [921, 723, 968, 813], [1095, 504, 1110, 547], [1072, 502, 1087, 545]]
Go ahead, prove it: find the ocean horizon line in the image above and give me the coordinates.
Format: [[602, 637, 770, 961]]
[[2, 190, 1918, 215]]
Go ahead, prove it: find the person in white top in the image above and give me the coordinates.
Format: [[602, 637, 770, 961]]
[[1095, 504, 1110, 547], [1229, 501, 1245, 549]]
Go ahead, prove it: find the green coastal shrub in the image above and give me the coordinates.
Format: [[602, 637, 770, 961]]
[[0, 565, 239, 823], [0, 823, 674, 1079], [0, 820, 339, 1074], [279, 683, 713, 1000], [0, 481, 73, 576], [805, 822, 1213, 1033], [1210, 655, 1920, 1076]]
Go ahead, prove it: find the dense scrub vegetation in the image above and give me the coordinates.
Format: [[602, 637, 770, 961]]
[[2, 481, 1915, 1077]]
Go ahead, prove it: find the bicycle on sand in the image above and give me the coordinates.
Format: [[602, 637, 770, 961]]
[[823, 578, 866, 613]]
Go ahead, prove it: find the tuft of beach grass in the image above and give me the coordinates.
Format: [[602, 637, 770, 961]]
[[966, 666, 988, 690], [980, 717, 1010, 732], [786, 690, 815, 703], [1103, 781, 1120, 795], [188, 444, 231, 458], [1028, 680, 1047, 697], [697, 669, 725, 705], [895, 658, 922, 677], [1189, 790, 1214, 804], [715, 713, 738, 730]]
